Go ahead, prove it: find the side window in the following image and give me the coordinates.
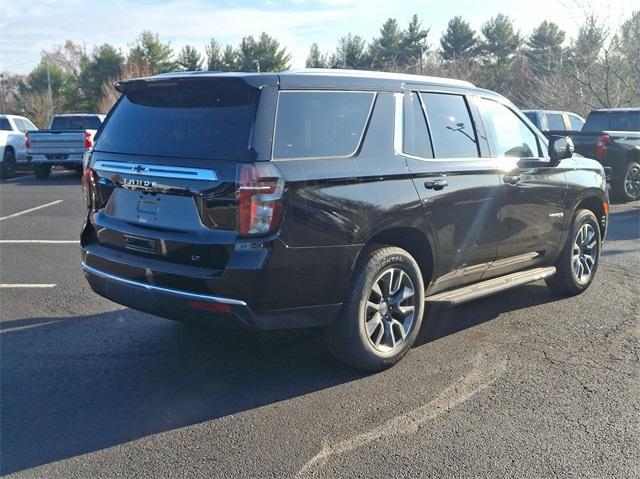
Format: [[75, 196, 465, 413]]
[[478, 98, 540, 158], [273, 91, 375, 159], [523, 112, 539, 128], [546, 113, 566, 131], [567, 114, 584, 131], [420, 92, 478, 158], [0, 118, 11, 131], [403, 92, 433, 158]]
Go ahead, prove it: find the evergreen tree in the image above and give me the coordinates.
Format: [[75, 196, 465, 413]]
[[479, 14, 522, 67], [236, 33, 291, 72], [206, 39, 224, 71], [440, 16, 477, 60], [306, 43, 328, 68], [79, 44, 124, 111], [369, 18, 404, 70], [329, 34, 369, 69], [177, 45, 203, 71], [401, 14, 429, 73], [128, 31, 177, 74], [526, 21, 565, 73]]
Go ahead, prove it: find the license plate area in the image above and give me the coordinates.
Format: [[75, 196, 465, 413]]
[[123, 234, 156, 254]]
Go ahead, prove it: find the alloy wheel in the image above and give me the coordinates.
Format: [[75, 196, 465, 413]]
[[624, 164, 640, 199], [364, 267, 416, 353], [572, 223, 598, 285]]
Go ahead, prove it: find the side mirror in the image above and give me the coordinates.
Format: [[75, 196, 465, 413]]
[[548, 135, 574, 161]]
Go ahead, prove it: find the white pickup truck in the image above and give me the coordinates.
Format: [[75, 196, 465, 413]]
[[26, 114, 105, 179], [0, 114, 38, 179]]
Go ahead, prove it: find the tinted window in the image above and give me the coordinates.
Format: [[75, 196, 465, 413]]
[[274, 91, 374, 159], [403, 92, 432, 158], [15, 119, 37, 132], [0, 118, 11, 131], [546, 113, 565, 131], [95, 79, 258, 160], [568, 114, 584, 131], [420, 93, 478, 158], [51, 116, 102, 130], [523, 112, 539, 128], [609, 112, 640, 131], [478, 98, 539, 158], [583, 113, 610, 132]]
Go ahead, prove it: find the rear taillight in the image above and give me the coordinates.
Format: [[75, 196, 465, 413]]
[[596, 134, 609, 159], [82, 152, 98, 210], [84, 131, 94, 149], [237, 163, 285, 236], [25, 132, 30, 149]]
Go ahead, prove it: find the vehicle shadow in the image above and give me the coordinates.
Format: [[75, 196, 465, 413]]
[[605, 206, 639, 241], [1, 283, 560, 475], [8, 170, 82, 186]]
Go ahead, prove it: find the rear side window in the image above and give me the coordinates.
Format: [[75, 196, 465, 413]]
[[403, 92, 433, 158], [477, 98, 540, 158], [568, 114, 584, 131], [609, 112, 640, 131], [95, 79, 258, 160], [0, 118, 11, 131], [420, 93, 478, 158], [51, 116, 102, 130], [273, 91, 374, 159], [546, 113, 565, 131]]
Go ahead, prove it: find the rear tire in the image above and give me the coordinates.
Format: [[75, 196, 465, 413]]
[[612, 160, 640, 202], [1, 149, 16, 179], [325, 246, 425, 371], [33, 164, 51, 179], [545, 209, 601, 295]]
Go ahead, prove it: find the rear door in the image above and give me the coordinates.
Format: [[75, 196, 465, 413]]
[[402, 88, 501, 294], [475, 97, 566, 278]]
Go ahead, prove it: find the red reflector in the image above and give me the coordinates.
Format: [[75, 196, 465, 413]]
[[188, 300, 234, 313]]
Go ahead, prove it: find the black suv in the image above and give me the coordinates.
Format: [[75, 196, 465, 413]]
[[81, 70, 608, 371]]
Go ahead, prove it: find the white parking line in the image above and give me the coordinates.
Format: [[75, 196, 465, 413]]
[[0, 284, 57, 288], [0, 200, 63, 222], [0, 240, 79, 244]]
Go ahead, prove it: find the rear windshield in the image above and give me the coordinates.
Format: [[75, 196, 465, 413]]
[[583, 111, 640, 132], [95, 79, 258, 160], [51, 116, 102, 130]]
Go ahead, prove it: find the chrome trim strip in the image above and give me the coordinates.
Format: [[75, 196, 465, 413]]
[[82, 262, 248, 306], [92, 160, 218, 181]]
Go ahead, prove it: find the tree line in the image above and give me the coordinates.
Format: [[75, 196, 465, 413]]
[[1, 10, 638, 128]]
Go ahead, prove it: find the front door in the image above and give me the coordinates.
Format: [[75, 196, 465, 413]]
[[475, 97, 566, 278]]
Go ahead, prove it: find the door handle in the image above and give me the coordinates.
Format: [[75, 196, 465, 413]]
[[503, 174, 520, 185], [424, 177, 448, 190]]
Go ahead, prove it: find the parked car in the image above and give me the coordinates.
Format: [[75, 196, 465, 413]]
[[522, 109, 585, 136], [0, 114, 38, 179], [568, 108, 640, 202], [26, 113, 105, 179], [80, 70, 609, 371]]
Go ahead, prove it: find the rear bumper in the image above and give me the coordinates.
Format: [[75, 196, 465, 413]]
[[28, 153, 83, 167], [82, 261, 341, 330]]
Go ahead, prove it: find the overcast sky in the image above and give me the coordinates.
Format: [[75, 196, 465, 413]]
[[0, 0, 633, 74]]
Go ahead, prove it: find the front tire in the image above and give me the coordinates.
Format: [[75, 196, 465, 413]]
[[1, 149, 16, 179], [545, 209, 601, 295], [33, 164, 51, 179], [325, 246, 425, 371]]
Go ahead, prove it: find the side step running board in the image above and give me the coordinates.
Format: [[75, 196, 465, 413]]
[[426, 266, 556, 306]]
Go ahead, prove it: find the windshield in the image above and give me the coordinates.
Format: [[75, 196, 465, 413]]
[[94, 79, 258, 161], [51, 116, 102, 130]]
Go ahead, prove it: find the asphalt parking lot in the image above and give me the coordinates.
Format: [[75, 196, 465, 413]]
[[1, 170, 639, 478]]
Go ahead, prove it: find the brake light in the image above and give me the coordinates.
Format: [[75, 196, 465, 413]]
[[82, 153, 99, 210], [596, 134, 609, 159], [237, 163, 285, 236], [84, 131, 94, 149], [188, 300, 234, 313], [25, 132, 30, 149]]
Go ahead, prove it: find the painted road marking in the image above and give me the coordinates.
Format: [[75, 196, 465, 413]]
[[0, 240, 79, 244], [1, 174, 35, 183], [0, 200, 63, 222], [0, 284, 57, 288]]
